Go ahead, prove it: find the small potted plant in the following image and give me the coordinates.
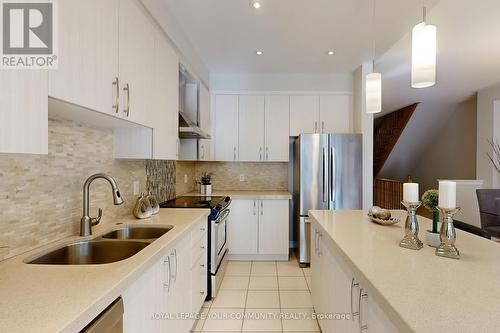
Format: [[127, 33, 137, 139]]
[[422, 189, 440, 247], [197, 172, 213, 195]]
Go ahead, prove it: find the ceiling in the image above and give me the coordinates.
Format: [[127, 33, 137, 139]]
[[162, 0, 437, 73]]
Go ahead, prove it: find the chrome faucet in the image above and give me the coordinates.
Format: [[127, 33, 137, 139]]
[[80, 173, 124, 236]]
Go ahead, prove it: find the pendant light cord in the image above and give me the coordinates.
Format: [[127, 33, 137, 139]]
[[372, 0, 376, 70]]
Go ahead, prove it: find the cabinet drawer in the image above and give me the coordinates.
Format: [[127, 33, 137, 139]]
[[191, 255, 208, 311], [191, 220, 208, 244]]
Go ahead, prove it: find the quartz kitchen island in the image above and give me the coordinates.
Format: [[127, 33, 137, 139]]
[[310, 209, 500, 333]]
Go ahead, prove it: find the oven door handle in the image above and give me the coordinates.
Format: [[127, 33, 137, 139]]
[[214, 209, 230, 224]]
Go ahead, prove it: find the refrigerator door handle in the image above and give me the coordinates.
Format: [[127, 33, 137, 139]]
[[330, 146, 336, 206], [323, 147, 328, 202]]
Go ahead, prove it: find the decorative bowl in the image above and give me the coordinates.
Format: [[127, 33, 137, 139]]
[[369, 216, 401, 226]]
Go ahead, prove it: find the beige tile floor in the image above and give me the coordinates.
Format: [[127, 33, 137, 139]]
[[192, 251, 319, 332]]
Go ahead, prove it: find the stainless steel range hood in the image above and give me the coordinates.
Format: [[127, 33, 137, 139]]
[[179, 65, 210, 139], [179, 111, 210, 139]]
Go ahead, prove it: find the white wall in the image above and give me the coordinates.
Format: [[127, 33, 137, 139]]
[[410, 98, 477, 192], [209, 72, 352, 93], [477, 82, 500, 188], [353, 64, 374, 209]]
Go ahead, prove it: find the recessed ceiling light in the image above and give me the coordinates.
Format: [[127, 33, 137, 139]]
[[256, 50, 264, 56], [252, 1, 261, 9], [327, 50, 335, 56]]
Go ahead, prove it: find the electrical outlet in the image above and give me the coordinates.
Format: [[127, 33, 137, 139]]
[[184, 174, 188, 184], [239, 174, 245, 182], [133, 181, 140, 195]]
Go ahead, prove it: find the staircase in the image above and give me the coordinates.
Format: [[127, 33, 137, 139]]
[[373, 103, 419, 177]]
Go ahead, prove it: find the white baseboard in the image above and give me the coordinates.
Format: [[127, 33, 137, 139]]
[[227, 254, 289, 261]]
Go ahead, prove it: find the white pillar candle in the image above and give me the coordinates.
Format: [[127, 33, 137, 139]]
[[403, 183, 419, 203], [439, 181, 456, 209]]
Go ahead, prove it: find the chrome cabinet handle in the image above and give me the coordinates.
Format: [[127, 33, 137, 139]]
[[163, 257, 171, 290], [317, 233, 323, 256], [170, 249, 177, 283], [259, 147, 263, 161], [314, 229, 319, 255], [260, 200, 263, 216], [233, 147, 237, 161], [350, 278, 360, 320], [123, 83, 130, 117], [266, 147, 269, 160], [321, 121, 325, 133], [314, 121, 318, 133], [112, 77, 119, 113], [358, 288, 368, 332], [200, 245, 205, 249], [200, 227, 206, 232]]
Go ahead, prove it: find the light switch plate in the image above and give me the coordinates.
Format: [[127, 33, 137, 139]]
[[239, 174, 245, 182], [184, 174, 188, 184], [133, 181, 140, 195]]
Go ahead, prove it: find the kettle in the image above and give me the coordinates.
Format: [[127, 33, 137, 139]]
[[133, 193, 153, 219]]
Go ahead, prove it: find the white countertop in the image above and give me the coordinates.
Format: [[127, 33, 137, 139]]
[[186, 190, 292, 200], [310, 209, 500, 333], [0, 208, 210, 333]]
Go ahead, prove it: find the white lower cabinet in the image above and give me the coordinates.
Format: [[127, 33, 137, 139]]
[[228, 199, 289, 259], [122, 219, 207, 332], [311, 222, 398, 333]]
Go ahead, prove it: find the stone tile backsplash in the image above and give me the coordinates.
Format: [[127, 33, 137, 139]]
[[193, 162, 288, 191], [0, 118, 147, 261]]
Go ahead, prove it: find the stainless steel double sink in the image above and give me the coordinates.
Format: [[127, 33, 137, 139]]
[[25, 225, 173, 265]]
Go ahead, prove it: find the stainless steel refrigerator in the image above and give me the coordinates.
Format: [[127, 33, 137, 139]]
[[293, 133, 362, 266]]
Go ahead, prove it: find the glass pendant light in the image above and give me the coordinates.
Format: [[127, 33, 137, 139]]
[[411, 7, 437, 88], [366, 0, 382, 114]]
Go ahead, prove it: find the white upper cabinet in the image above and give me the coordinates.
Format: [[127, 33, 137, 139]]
[[319, 95, 352, 133], [0, 70, 48, 154], [199, 84, 211, 135], [289, 96, 320, 136], [152, 30, 179, 160], [118, 0, 156, 126], [265, 96, 290, 161], [49, 0, 119, 115], [238, 96, 265, 161], [215, 95, 239, 161]]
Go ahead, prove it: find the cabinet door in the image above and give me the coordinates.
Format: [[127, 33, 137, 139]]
[[199, 84, 211, 135], [123, 258, 162, 333], [289, 96, 320, 136], [228, 200, 258, 255], [239, 96, 265, 161], [214, 95, 239, 161], [49, 0, 118, 115], [319, 95, 352, 133], [167, 241, 193, 332], [265, 96, 290, 161], [198, 139, 211, 161], [0, 70, 47, 154], [365, 294, 399, 333], [152, 31, 179, 160], [258, 200, 289, 255], [327, 242, 356, 333], [119, 0, 156, 126]]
